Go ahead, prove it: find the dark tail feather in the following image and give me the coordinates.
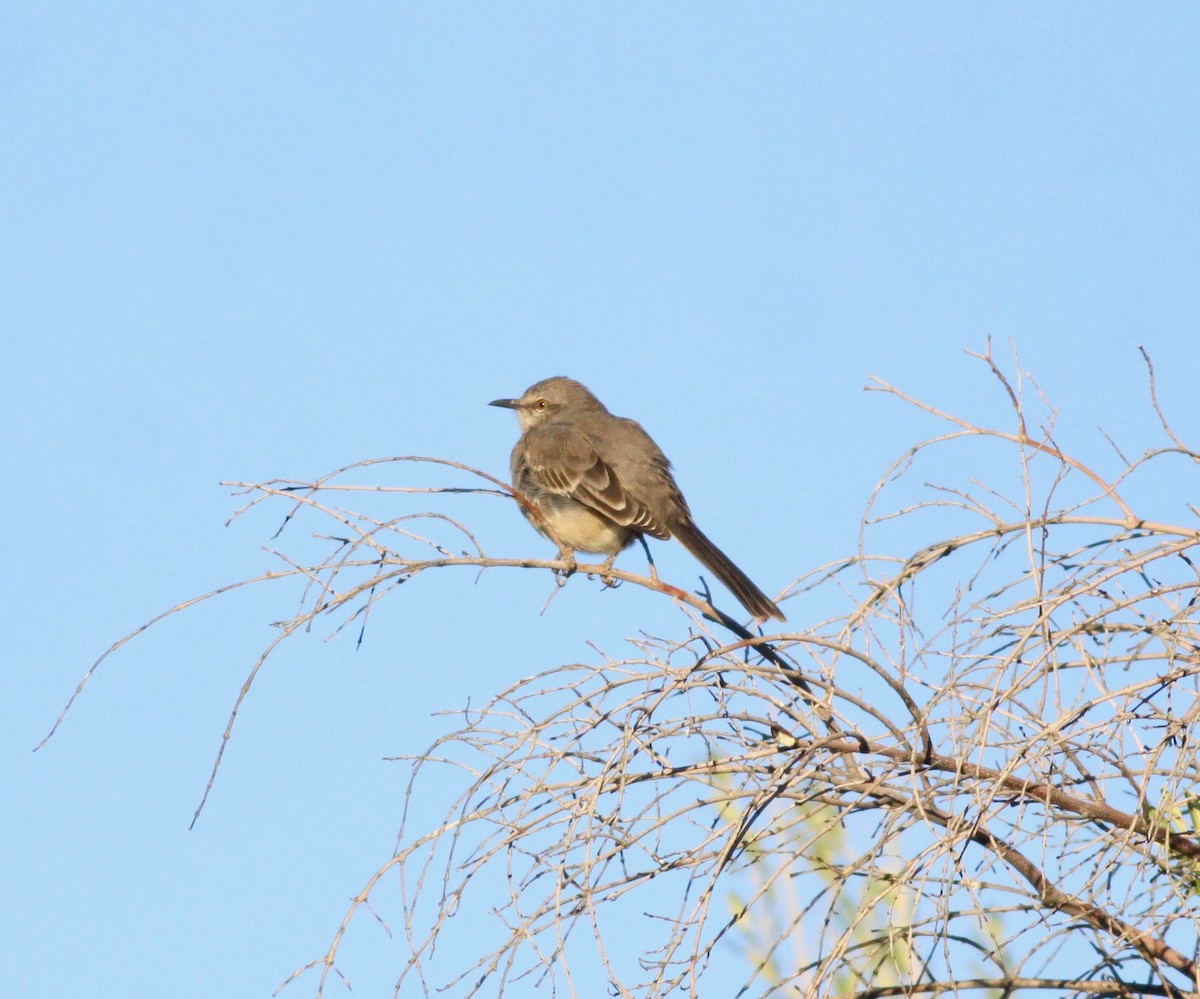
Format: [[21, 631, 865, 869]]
[[672, 520, 785, 622]]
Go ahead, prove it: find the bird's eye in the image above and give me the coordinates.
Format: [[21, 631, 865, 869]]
[[535, 398, 548, 410]]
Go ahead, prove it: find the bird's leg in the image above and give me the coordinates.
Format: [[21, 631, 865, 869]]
[[554, 545, 578, 585], [636, 535, 659, 581], [598, 550, 620, 588]]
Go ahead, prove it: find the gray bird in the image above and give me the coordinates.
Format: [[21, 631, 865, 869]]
[[490, 376, 785, 622]]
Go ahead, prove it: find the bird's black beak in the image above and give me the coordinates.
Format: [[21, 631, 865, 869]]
[[489, 398, 520, 409]]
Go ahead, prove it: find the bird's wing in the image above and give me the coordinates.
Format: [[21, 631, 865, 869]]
[[520, 425, 670, 539]]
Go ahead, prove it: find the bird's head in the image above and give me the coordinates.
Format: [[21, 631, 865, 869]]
[[489, 376, 605, 432]]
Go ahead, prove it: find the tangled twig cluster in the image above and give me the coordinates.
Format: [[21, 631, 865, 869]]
[[48, 345, 1200, 998]]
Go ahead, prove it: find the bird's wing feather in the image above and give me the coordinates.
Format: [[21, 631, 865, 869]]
[[521, 425, 670, 539]]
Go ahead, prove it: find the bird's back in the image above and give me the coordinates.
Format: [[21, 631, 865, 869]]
[[586, 414, 690, 527]]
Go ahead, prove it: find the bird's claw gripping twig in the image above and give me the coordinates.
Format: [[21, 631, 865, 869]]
[[555, 547, 578, 585], [597, 551, 620, 588]]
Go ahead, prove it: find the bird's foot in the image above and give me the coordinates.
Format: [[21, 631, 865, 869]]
[[555, 547, 578, 586], [598, 552, 620, 588]]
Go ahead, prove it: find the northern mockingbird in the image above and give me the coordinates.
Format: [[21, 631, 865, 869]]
[[490, 376, 785, 622]]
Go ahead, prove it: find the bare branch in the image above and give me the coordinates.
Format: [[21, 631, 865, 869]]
[[51, 348, 1200, 998]]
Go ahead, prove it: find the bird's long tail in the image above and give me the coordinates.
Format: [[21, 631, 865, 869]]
[[672, 519, 785, 623]]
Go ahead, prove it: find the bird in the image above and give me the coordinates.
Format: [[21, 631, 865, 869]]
[[489, 376, 785, 622]]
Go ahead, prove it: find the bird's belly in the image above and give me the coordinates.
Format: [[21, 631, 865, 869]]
[[527, 497, 633, 555]]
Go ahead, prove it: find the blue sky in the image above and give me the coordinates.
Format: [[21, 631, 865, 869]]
[[4, 5, 1198, 997]]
